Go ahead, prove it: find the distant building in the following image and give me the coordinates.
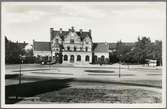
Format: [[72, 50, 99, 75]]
[[33, 27, 110, 64], [145, 59, 157, 67]]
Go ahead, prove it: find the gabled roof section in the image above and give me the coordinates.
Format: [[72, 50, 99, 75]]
[[52, 31, 69, 41], [33, 41, 51, 51], [51, 27, 92, 41], [76, 32, 92, 41], [93, 42, 109, 53]]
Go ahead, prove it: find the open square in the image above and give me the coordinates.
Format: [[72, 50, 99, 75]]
[[5, 64, 162, 104]]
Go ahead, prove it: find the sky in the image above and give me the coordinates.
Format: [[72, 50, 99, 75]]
[[2, 2, 166, 44]]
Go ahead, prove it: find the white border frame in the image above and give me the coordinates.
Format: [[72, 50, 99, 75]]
[[1, 2, 166, 108]]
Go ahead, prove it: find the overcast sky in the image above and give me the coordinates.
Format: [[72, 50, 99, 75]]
[[2, 2, 166, 44]]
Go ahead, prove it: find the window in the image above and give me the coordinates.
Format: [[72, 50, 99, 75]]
[[64, 55, 68, 61], [101, 55, 105, 62], [67, 46, 70, 51], [85, 55, 89, 61], [74, 46, 77, 51], [94, 55, 97, 63], [56, 39, 59, 43], [86, 41, 89, 44], [70, 55, 75, 63], [85, 47, 88, 52], [80, 47, 82, 51], [70, 39, 74, 44], [77, 55, 81, 61]]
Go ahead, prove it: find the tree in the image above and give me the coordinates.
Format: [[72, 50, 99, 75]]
[[132, 37, 152, 64], [115, 40, 132, 63], [5, 36, 27, 64]]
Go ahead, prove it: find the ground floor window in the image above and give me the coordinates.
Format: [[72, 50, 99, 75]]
[[101, 55, 105, 62], [94, 55, 97, 63], [70, 55, 75, 63], [77, 55, 81, 61], [85, 55, 89, 61], [64, 55, 68, 61]]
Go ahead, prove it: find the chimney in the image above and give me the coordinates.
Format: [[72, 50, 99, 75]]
[[50, 28, 54, 41], [50, 28, 54, 31], [60, 28, 62, 34], [89, 29, 91, 36], [71, 26, 75, 32], [80, 29, 83, 34], [105, 41, 108, 45]]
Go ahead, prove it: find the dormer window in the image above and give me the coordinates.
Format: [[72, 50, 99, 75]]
[[56, 39, 58, 43], [80, 47, 82, 51], [70, 39, 74, 44], [74, 46, 76, 51], [67, 46, 70, 51], [85, 47, 88, 52]]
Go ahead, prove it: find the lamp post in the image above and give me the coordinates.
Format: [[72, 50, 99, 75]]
[[19, 55, 24, 85], [119, 54, 122, 78], [16, 55, 23, 100]]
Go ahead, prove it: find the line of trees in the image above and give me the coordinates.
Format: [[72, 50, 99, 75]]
[[5, 36, 162, 65], [5, 36, 34, 64], [109, 37, 162, 66]]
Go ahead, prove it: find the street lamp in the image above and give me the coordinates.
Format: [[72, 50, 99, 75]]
[[16, 54, 24, 99], [119, 54, 122, 78], [19, 55, 25, 85]]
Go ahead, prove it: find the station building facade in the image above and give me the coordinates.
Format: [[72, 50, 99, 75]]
[[33, 27, 110, 64]]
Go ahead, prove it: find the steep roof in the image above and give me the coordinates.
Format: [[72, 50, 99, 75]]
[[93, 42, 109, 53], [51, 29, 92, 41], [33, 41, 51, 51]]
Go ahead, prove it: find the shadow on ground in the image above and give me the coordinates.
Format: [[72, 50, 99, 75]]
[[85, 70, 115, 73], [5, 74, 21, 79], [5, 78, 74, 104]]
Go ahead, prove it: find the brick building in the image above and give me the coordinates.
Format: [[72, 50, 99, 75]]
[[33, 27, 110, 64]]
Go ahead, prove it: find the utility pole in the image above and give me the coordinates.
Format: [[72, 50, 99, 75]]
[[16, 55, 23, 99], [119, 54, 122, 78]]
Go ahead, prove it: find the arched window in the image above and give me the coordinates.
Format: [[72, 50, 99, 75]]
[[85, 47, 88, 52], [67, 46, 70, 51], [101, 55, 105, 62], [85, 55, 89, 61], [94, 55, 97, 63], [77, 55, 81, 61], [74, 46, 77, 51], [64, 55, 68, 61], [70, 55, 75, 63]]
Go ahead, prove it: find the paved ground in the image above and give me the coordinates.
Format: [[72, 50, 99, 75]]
[[5, 63, 162, 81], [5, 63, 162, 104]]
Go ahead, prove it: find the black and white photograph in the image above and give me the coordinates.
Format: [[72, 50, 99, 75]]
[[1, 1, 166, 108]]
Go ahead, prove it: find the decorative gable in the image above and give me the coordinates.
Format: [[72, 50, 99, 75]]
[[83, 36, 92, 45], [64, 31, 81, 44]]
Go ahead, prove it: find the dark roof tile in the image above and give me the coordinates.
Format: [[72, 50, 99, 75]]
[[33, 41, 51, 51], [93, 42, 109, 53], [51, 30, 92, 41]]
